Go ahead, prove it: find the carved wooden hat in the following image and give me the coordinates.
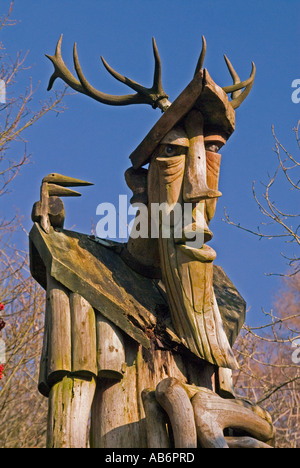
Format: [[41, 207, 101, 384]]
[[130, 68, 237, 169]]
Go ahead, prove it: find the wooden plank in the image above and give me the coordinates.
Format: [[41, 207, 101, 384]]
[[46, 272, 72, 384], [96, 313, 125, 379], [69, 293, 97, 377], [195, 69, 235, 138], [38, 291, 50, 397], [47, 375, 96, 448]]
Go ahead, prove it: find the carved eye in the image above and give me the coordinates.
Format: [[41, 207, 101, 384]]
[[158, 144, 187, 158], [165, 145, 177, 156], [205, 143, 221, 153]]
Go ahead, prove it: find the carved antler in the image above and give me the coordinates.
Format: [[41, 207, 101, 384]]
[[222, 54, 256, 109], [46, 34, 255, 113], [46, 35, 171, 112], [193, 36, 256, 110], [194, 35, 207, 76]]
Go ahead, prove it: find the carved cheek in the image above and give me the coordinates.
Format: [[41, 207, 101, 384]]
[[153, 155, 185, 207], [148, 158, 160, 205], [205, 150, 222, 223]]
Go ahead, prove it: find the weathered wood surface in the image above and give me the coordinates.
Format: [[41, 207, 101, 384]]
[[46, 272, 72, 384], [70, 292, 97, 377], [90, 339, 215, 448], [91, 363, 273, 448], [225, 436, 273, 449], [30, 223, 163, 350], [217, 367, 235, 398], [96, 313, 126, 379], [205, 149, 222, 223], [141, 389, 171, 448], [184, 109, 222, 200], [38, 289, 50, 397], [141, 378, 274, 449], [212, 265, 246, 345], [156, 378, 197, 448], [47, 196, 65, 228], [29, 223, 246, 360], [47, 375, 96, 448], [39, 275, 98, 396], [194, 69, 235, 138], [191, 386, 274, 448], [32, 196, 65, 229]]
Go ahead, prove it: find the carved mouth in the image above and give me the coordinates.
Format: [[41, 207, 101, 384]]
[[177, 243, 216, 262], [174, 227, 213, 246]]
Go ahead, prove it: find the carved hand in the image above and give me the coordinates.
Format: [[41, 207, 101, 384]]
[[143, 377, 275, 449]]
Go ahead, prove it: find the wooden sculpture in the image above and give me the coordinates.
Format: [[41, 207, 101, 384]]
[[29, 35, 275, 448]]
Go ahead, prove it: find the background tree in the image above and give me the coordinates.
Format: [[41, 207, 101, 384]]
[[229, 121, 300, 448], [225, 121, 299, 277], [0, 3, 65, 448]]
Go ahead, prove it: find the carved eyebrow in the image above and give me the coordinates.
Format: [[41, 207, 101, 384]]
[[204, 135, 226, 147], [204, 140, 224, 149], [160, 136, 189, 147]]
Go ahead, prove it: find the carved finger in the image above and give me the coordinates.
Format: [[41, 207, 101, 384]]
[[191, 388, 274, 448], [155, 378, 197, 448], [225, 436, 273, 449]]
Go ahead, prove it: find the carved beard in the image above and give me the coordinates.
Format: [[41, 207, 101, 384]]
[[159, 236, 237, 368], [148, 152, 238, 370]]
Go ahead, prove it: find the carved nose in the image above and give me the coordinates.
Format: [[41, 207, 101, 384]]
[[183, 145, 222, 202], [183, 110, 221, 202]]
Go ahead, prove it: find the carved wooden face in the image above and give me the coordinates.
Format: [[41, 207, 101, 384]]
[[147, 109, 226, 251]]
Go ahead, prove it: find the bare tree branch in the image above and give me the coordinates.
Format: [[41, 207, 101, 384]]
[[224, 121, 300, 277]]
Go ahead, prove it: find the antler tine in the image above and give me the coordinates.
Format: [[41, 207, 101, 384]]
[[100, 37, 170, 111], [46, 34, 85, 93], [223, 55, 241, 99], [222, 62, 255, 94], [152, 37, 164, 95], [101, 39, 159, 95], [194, 35, 207, 76], [100, 56, 148, 97], [73, 42, 143, 106], [222, 59, 256, 109]]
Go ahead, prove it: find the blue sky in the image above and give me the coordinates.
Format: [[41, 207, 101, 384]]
[[1, 0, 299, 326]]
